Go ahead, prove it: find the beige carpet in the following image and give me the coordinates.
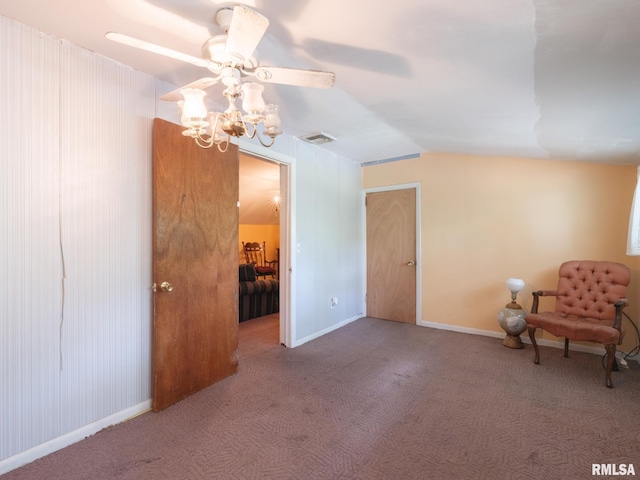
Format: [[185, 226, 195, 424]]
[[3, 316, 639, 480]]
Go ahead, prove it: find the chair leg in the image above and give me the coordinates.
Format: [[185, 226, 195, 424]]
[[605, 344, 616, 388], [528, 327, 540, 364], [564, 338, 570, 358]]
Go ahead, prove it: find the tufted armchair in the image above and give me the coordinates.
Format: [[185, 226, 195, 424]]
[[526, 260, 630, 388]]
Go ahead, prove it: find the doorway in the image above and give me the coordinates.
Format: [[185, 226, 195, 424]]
[[238, 152, 288, 348]]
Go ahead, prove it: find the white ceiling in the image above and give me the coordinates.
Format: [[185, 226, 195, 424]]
[[2, 0, 639, 165]]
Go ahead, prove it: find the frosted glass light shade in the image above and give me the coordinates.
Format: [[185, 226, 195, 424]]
[[180, 88, 208, 120], [263, 104, 281, 129], [241, 82, 265, 115], [506, 278, 525, 293]]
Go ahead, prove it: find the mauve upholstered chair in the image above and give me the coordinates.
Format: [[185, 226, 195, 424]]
[[526, 260, 630, 388]]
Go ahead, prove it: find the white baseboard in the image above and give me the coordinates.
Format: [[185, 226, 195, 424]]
[[0, 400, 152, 476], [418, 319, 639, 363], [419, 320, 506, 340], [292, 314, 362, 347]]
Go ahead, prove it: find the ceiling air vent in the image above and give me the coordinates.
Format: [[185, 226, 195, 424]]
[[298, 132, 337, 145]]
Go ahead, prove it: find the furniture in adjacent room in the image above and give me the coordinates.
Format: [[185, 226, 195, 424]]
[[242, 241, 278, 278], [238, 263, 279, 322], [526, 260, 630, 388]]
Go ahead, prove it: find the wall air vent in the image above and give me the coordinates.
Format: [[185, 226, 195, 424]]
[[298, 132, 337, 145]]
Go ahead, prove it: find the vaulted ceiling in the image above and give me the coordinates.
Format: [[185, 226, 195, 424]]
[[2, 0, 639, 165]]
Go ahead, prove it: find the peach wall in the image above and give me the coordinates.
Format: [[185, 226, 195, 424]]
[[239, 224, 280, 265], [363, 152, 639, 353]]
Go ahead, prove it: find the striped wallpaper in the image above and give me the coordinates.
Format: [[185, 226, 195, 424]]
[[1, 16, 154, 464]]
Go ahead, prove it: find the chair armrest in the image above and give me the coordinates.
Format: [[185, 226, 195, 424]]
[[531, 290, 557, 314], [536, 290, 558, 297], [613, 298, 629, 331], [615, 298, 629, 308]]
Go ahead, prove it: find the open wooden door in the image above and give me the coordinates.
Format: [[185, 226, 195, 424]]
[[366, 188, 417, 324], [152, 118, 239, 412]]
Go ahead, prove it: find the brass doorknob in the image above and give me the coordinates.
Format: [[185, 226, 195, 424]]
[[160, 281, 173, 292], [407, 260, 416, 267]]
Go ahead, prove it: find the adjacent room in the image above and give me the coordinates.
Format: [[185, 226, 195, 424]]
[[238, 153, 282, 349]]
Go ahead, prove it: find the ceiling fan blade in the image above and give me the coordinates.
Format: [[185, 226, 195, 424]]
[[105, 32, 213, 69], [251, 66, 336, 89], [159, 77, 221, 102], [225, 6, 269, 63]]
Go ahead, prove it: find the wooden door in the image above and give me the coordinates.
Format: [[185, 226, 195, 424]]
[[152, 118, 239, 412], [366, 188, 417, 324]]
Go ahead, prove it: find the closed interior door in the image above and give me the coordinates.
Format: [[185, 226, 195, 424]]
[[152, 118, 239, 412], [366, 188, 417, 324]]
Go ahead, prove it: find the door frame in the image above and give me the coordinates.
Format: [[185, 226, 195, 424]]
[[239, 142, 295, 347], [362, 183, 422, 324]]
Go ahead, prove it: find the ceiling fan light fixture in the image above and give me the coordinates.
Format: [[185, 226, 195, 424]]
[[177, 84, 281, 151], [107, 5, 335, 152]]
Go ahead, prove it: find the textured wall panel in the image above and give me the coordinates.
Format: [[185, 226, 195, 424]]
[[1, 16, 154, 462], [1, 17, 62, 459], [57, 39, 155, 434], [293, 142, 364, 341]]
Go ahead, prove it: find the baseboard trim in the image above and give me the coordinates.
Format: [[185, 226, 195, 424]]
[[292, 314, 363, 348], [418, 319, 616, 357], [0, 400, 152, 475]]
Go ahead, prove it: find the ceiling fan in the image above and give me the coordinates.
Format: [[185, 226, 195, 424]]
[[106, 5, 336, 149]]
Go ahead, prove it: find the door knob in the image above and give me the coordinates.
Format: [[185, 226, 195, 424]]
[[151, 282, 174, 292], [407, 260, 416, 267], [151, 282, 173, 292]]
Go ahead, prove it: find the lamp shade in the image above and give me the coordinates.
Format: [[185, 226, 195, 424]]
[[505, 278, 525, 293]]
